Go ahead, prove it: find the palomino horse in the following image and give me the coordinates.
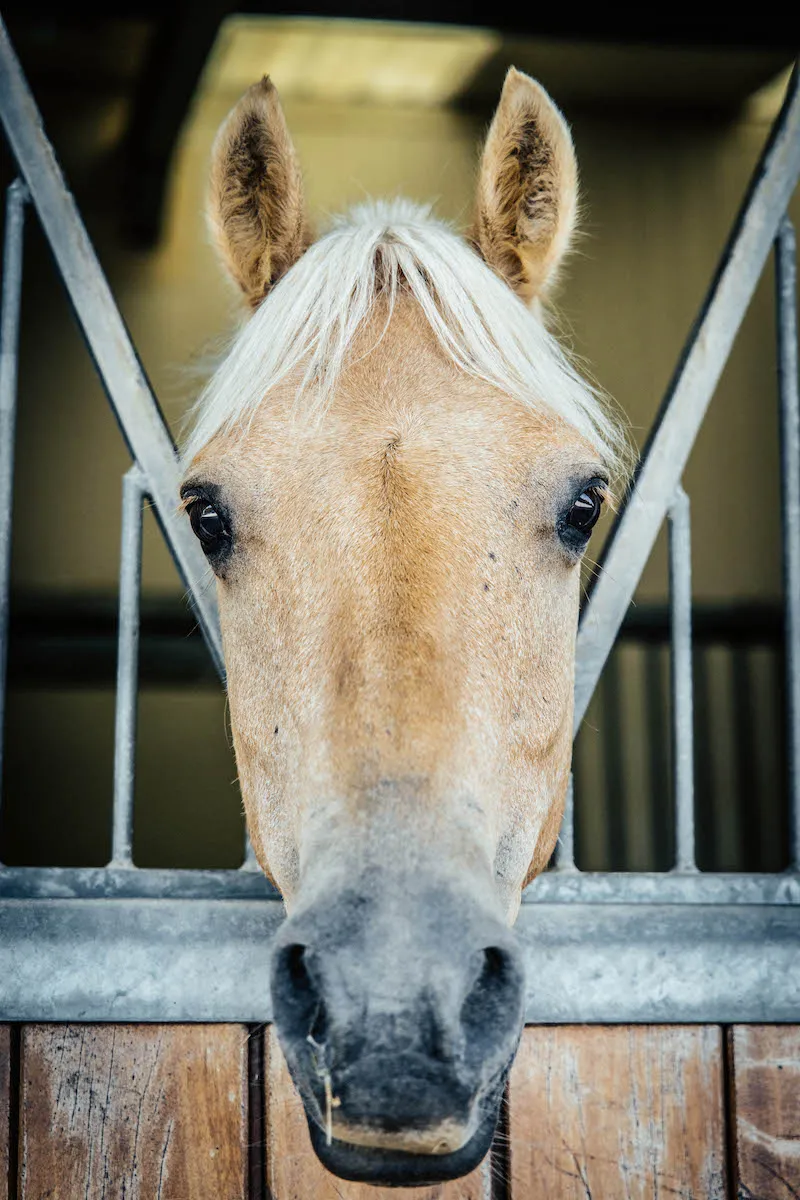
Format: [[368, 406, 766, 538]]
[[181, 68, 627, 1185]]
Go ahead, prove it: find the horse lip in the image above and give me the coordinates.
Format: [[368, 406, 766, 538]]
[[302, 1061, 509, 1185], [329, 1114, 473, 1156], [306, 1089, 501, 1186]]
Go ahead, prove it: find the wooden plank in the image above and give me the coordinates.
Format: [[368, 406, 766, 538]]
[[20, 1024, 247, 1200], [730, 1025, 800, 1199], [0, 1026, 10, 1200], [264, 1027, 490, 1199], [508, 1025, 726, 1199]]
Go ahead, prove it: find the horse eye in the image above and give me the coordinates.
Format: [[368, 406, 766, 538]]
[[565, 487, 603, 534], [189, 501, 227, 548]]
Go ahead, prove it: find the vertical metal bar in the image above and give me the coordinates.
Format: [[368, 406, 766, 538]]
[[601, 652, 626, 870], [644, 644, 671, 869], [693, 644, 715, 870], [552, 774, 576, 871], [777, 215, 800, 869], [242, 831, 260, 872], [0, 179, 27, 828], [110, 468, 145, 866], [668, 486, 696, 872]]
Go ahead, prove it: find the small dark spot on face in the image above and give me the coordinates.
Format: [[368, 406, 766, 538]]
[[514, 566, 522, 578], [484, 582, 490, 592], [511, 710, 520, 721], [274, 726, 279, 735], [488, 551, 497, 561]]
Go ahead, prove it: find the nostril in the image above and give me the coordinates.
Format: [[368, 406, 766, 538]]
[[272, 943, 327, 1045], [460, 944, 524, 1063], [286, 943, 311, 992], [480, 946, 508, 987]]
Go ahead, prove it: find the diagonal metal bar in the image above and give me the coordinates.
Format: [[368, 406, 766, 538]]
[[0, 15, 224, 678], [575, 64, 800, 732]]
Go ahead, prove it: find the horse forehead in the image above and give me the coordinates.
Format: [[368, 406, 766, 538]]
[[191, 294, 595, 490], [230, 374, 578, 494]]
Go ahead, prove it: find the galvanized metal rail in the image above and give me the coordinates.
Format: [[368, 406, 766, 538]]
[[0, 14, 798, 1022], [0, 16, 223, 678], [574, 65, 800, 729]]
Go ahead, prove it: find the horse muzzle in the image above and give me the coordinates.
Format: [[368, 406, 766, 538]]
[[269, 873, 524, 1185]]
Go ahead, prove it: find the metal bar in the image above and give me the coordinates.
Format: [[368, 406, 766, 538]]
[[0, 864, 797, 905], [527, 870, 800, 906], [110, 469, 145, 866], [0, 865, 278, 900], [0, 898, 797, 1023], [0, 16, 224, 678], [668, 487, 696, 872], [693, 644, 716, 869], [242, 832, 260, 871], [601, 652, 626, 869], [575, 64, 800, 731], [552, 775, 575, 871], [0, 178, 26, 826], [644, 645, 671, 869], [777, 216, 800, 867]]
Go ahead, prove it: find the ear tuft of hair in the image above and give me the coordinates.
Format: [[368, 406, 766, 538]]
[[208, 76, 311, 309], [473, 67, 578, 303]]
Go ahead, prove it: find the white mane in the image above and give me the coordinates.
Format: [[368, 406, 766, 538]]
[[184, 198, 627, 474]]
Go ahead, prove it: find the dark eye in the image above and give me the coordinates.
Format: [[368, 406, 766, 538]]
[[558, 485, 605, 554], [188, 501, 229, 551], [566, 487, 603, 534]]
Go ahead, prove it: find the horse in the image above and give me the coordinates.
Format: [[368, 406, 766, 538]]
[[180, 67, 628, 1186]]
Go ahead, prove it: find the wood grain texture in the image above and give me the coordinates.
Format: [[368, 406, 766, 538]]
[[730, 1025, 800, 1199], [508, 1025, 726, 1199], [0, 1026, 10, 1200], [264, 1027, 490, 1199], [20, 1024, 247, 1200]]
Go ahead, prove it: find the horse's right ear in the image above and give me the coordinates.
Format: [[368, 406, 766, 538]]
[[473, 68, 578, 304], [208, 77, 310, 309]]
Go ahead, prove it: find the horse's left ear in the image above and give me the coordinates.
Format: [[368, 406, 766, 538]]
[[208, 77, 310, 309], [473, 68, 578, 303]]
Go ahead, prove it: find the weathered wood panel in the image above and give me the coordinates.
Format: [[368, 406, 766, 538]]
[[508, 1025, 726, 1199], [730, 1025, 800, 1199], [0, 1026, 10, 1200], [264, 1027, 490, 1199], [20, 1024, 247, 1200]]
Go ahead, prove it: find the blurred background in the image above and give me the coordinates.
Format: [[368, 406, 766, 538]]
[[0, 6, 797, 875]]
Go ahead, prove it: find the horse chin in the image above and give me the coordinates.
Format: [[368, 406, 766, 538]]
[[305, 1078, 504, 1186]]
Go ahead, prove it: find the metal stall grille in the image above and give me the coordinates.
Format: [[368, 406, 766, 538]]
[[0, 17, 798, 1022]]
